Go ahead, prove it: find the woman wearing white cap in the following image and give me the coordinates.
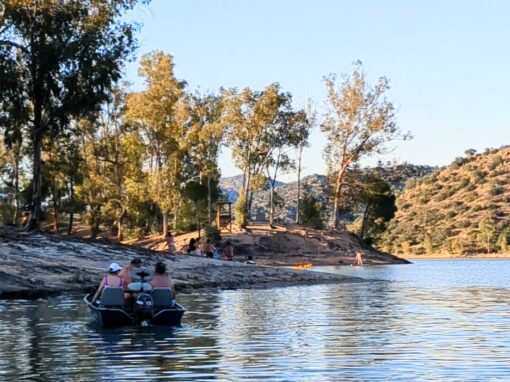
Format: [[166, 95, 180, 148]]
[[91, 263, 126, 303]]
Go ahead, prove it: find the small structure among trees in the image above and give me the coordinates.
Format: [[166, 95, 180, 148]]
[[216, 201, 233, 232]]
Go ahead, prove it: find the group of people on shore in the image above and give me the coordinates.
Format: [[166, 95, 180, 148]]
[[165, 232, 235, 261], [91, 258, 175, 304]]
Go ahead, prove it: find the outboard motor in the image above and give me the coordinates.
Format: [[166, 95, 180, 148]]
[[129, 268, 155, 324], [135, 293, 153, 319]]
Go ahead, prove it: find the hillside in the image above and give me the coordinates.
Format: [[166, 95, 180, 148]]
[[220, 164, 435, 223], [382, 147, 510, 256]]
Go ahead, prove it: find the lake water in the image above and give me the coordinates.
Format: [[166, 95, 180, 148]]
[[1, 259, 510, 381]]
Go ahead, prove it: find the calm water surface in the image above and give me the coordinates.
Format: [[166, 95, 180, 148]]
[[1, 259, 510, 381]]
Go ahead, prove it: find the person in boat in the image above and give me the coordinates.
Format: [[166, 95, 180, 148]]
[[119, 258, 142, 285], [352, 251, 364, 266], [166, 231, 176, 255], [150, 261, 176, 297], [245, 255, 256, 265], [91, 263, 126, 303], [224, 241, 234, 261], [203, 239, 216, 258]]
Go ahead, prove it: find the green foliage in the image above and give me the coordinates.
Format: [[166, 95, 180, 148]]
[[0, 0, 147, 229], [0, 201, 15, 225], [204, 224, 222, 244], [382, 146, 510, 255], [321, 61, 410, 228], [477, 215, 498, 253], [497, 225, 510, 253], [300, 186, 325, 229], [234, 190, 247, 228]]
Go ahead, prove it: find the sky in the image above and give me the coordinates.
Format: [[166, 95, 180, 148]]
[[124, 0, 510, 181]]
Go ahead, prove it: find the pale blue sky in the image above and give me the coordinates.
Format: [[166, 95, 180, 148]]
[[125, 0, 510, 180]]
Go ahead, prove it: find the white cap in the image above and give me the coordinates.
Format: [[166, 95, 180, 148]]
[[109, 263, 121, 273]]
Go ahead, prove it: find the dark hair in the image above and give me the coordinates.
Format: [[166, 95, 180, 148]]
[[131, 258, 142, 266], [155, 262, 166, 274], [189, 238, 195, 244]]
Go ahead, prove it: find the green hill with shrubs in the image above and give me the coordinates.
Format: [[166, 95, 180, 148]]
[[381, 147, 510, 256]]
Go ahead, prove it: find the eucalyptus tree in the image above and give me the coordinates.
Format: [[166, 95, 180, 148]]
[[125, 51, 186, 235], [294, 102, 315, 225], [221, 83, 294, 227], [0, 130, 24, 225], [0, 0, 148, 230], [322, 61, 410, 228], [184, 92, 224, 224], [264, 110, 308, 225]]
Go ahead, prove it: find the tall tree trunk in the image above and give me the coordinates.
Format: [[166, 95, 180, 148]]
[[242, 169, 251, 227], [68, 212, 74, 235], [173, 198, 179, 231], [332, 166, 347, 229], [333, 182, 342, 229], [162, 213, 168, 237], [268, 184, 273, 224], [195, 202, 201, 238], [13, 153, 20, 225], [53, 201, 59, 233], [207, 176, 212, 225], [268, 152, 281, 226], [359, 203, 371, 239], [296, 143, 303, 224], [67, 178, 74, 235], [27, 133, 43, 231], [117, 216, 123, 241]]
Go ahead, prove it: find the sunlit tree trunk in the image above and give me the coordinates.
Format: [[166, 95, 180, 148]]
[[295, 143, 303, 225]]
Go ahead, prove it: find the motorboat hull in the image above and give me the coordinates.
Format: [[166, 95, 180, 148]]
[[84, 294, 185, 327]]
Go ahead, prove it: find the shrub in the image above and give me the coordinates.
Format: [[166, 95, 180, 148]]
[[234, 191, 247, 227], [204, 224, 222, 244]]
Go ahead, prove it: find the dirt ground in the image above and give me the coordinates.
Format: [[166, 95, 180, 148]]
[[129, 224, 409, 267]]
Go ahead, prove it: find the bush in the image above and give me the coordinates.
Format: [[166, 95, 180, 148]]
[[204, 224, 221, 244], [0, 201, 15, 225], [234, 191, 247, 227], [300, 187, 325, 230]]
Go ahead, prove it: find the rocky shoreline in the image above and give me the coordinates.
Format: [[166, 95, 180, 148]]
[[0, 228, 369, 299]]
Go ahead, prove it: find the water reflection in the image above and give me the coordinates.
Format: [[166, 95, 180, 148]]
[[1, 260, 510, 380]]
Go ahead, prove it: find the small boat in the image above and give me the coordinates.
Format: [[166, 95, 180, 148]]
[[84, 268, 185, 327]]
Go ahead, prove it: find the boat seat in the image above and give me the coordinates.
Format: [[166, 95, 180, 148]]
[[127, 282, 152, 292], [151, 288, 175, 309], [100, 287, 125, 308]]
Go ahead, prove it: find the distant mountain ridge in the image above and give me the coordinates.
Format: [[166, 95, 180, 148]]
[[220, 164, 435, 223]]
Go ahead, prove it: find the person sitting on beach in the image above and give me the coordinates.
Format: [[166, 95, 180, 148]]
[[224, 241, 234, 261], [150, 261, 176, 297], [92, 263, 125, 303], [203, 239, 216, 258], [245, 255, 256, 265], [352, 251, 364, 266], [194, 237, 202, 256], [118, 258, 142, 285], [187, 238, 196, 254], [166, 231, 176, 255]]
